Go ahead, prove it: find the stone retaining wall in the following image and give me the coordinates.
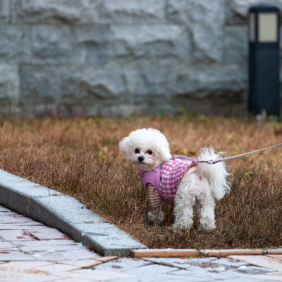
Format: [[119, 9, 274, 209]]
[[0, 0, 281, 118]]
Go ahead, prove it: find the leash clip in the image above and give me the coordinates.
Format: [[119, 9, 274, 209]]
[[208, 158, 223, 164], [197, 158, 223, 164]]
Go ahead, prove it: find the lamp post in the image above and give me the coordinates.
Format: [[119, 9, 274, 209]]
[[248, 5, 280, 118]]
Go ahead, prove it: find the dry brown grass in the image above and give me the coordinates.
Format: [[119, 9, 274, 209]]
[[1, 115, 282, 249]]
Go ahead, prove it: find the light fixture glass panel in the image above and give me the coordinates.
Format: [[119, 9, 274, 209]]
[[258, 13, 277, 42], [249, 12, 255, 42]]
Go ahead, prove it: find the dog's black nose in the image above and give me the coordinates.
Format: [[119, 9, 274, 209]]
[[138, 156, 144, 162]]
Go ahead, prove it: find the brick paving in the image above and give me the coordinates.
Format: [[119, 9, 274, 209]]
[[1, 204, 282, 281], [0, 205, 134, 281]]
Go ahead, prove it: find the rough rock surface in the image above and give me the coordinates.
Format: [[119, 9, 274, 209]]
[[167, 0, 225, 63], [0, 0, 9, 23], [225, 0, 282, 24], [0, 26, 31, 63], [224, 26, 248, 64], [0, 0, 280, 117]]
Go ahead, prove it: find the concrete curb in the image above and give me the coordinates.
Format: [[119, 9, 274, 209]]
[[0, 169, 146, 257]]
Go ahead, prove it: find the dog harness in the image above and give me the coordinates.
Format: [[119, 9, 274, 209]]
[[139, 156, 197, 204]]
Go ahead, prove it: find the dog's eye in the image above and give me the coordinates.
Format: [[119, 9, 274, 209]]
[[135, 149, 140, 153], [148, 150, 152, 155]]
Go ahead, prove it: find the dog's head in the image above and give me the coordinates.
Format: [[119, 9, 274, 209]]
[[119, 128, 172, 171]]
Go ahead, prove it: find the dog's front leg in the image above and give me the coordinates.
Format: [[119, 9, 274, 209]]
[[147, 183, 164, 224]]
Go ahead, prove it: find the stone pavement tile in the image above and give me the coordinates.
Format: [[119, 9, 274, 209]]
[[31, 263, 80, 273], [168, 265, 261, 281], [10, 239, 75, 248], [0, 223, 45, 229], [57, 259, 102, 267], [165, 269, 224, 281], [31, 249, 101, 261], [143, 257, 248, 270], [0, 212, 17, 216], [47, 279, 99, 282], [0, 261, 103, 282], [20, 242, 84, 253], [0, 215, 36, 224], [105, 258, 274, 282], [50, 269, 135, 281], [0, 250, 36, 261], [220, 278, 272, 282], [228, 255, 282, 270], [0, 230, 35, 241], [69, 269, 136, 280], [252, 272, 282, 281], [112, 273, 269, 282], [109, 266, 273, 282], [31, 251, 81, 261], [101, 262, 178, 277], [94, 258, 152, 273], [269, 255, 282, 261], [26, 226, 70, 240], [0, 261, 53, 272], [171, 264, 273, 275], [232, 265, 276, 275], [60, 249, 101, 259], [94, 256, 117, 263], [0, 270, 61, 282], [167, 267, 271, 282], [0, 241, 17, 250], [110, 272, 205, 282]]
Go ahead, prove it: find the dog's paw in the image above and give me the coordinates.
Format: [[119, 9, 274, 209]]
[[172, 221, 193, 233], [172, 224, 181, 234], [198, 226, 216, 233], [198, 219, 216, 233], [147, 210, 164, 224]]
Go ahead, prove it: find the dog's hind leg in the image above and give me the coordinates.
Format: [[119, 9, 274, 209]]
[[172, 181, 196, 233], [196, 192, 216, 232]]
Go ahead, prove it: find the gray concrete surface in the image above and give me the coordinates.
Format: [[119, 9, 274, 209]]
[[0, 168, 145, 257], [0, 167, 281, 280], [94, 257, 277, 282], [0, 202, 279, 281]]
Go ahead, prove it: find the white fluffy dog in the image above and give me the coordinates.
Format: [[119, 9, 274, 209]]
[[119, 128, 230, 232]]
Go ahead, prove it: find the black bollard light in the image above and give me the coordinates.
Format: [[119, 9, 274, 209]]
[[248, 5, 280, 118]]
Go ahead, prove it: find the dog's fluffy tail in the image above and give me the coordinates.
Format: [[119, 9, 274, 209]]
[[196, 147, 231, 201]]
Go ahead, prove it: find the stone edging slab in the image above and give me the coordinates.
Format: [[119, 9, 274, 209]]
[[131, 248, 282, 258], [0, 169, 145, 257]]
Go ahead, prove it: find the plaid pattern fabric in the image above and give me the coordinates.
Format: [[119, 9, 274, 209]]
[[139, 156, 197, 204]]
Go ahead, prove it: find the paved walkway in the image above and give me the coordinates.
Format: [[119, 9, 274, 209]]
[[0, 204, 282, 282], [0, 205, 133, 281]]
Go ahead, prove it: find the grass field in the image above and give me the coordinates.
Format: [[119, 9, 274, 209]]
[[1, 115, 282, 250]]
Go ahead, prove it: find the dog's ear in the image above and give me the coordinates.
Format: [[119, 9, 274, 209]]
[[158, 146, 172, 162], [119, 137, 129, 153]]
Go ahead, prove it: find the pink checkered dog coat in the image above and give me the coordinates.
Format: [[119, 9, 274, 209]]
[[139, 156, 197, 204]]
